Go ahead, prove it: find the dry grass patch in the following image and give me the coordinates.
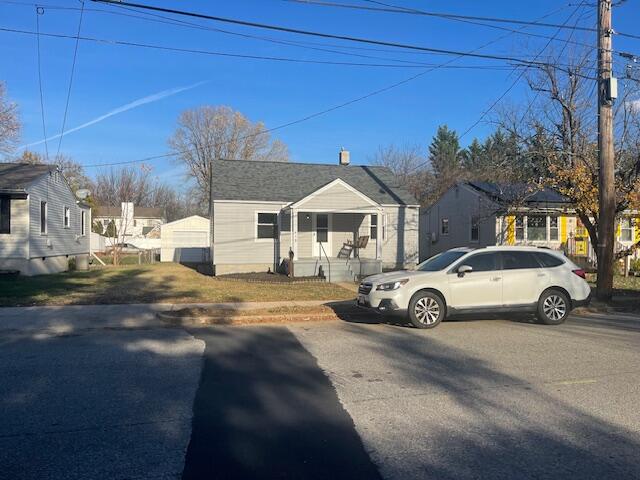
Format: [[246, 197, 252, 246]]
[[0, 263, 355, 307]]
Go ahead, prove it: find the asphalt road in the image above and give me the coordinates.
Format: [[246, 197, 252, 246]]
[[0, 305, 204, 480], [290, 312, 640, 480], [1, 305, 639, 479]]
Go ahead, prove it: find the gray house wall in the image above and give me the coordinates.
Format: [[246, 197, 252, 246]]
[[0, 170, 90, 275], [420, 184, 497, 261]]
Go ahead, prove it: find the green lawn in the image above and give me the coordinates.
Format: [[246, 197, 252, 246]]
[[0, 263, 355, 307]]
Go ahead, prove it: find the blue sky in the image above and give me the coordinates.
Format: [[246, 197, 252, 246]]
[[1, 0, 639, 188]]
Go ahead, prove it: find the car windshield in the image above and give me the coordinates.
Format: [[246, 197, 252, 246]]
[[417, 250, 468, 272]]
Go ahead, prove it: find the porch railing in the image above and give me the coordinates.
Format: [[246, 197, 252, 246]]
[[319, 241, 331, 283]]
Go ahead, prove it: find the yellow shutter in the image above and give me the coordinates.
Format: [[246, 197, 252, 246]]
[[560, 216, 568, 243], [636, 217, 640, 242], [506, 216, 515, 245], [616, 220, 622, 240]]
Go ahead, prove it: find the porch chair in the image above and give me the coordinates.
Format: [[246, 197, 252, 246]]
[[339, 235, 369, 259]]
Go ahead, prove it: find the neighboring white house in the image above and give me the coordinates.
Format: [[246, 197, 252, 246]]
[[160, 215, 210, 263], [420, 181, 640, 263], [93, 202, 165, 240], [209, 154, 420, 281], [0, 163, 91, 275]]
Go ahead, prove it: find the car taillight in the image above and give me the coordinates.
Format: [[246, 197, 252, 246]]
[[572, 269, 586, 279]]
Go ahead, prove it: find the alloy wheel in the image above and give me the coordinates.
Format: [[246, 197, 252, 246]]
[[543, 295, 567, 322], [414, 297, 440, 325]]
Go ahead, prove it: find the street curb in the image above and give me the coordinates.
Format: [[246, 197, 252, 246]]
[[157, 310, 368, 327]]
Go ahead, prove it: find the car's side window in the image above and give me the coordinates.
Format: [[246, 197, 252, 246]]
[[501, 251, 540, 270], [534, 252, 565, 268], [462, 253, 499, 272]]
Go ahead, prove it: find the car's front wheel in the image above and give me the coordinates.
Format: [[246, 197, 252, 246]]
[[537, 289, 570, 325], [408, 291, 445, 329]]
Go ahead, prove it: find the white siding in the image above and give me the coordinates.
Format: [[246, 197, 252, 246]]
[[160, 215, 210, 262], [27, 173, 90, 260], [0, 197, 29, 259], [296, 182, 374, 211], [213, 201, 286, 268], [381, 206, 420, 269]]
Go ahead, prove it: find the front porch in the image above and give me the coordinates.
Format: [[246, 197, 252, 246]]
[[280, 179, 385, 282]]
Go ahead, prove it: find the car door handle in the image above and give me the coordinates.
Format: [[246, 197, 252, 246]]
[[491, 276, 501, 282]]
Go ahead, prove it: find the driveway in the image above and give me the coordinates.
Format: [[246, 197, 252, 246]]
[[1, 306, 639, 479]]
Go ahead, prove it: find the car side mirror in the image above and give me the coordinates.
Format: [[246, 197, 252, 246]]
[[457, 265, 473, 277]]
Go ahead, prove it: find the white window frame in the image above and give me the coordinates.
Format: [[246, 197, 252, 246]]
[[514, 214, 559, 242], [470, 215, 480, 242], [255, 211, 279, 242], [619, 217, 633, 242], [441, 217, 449, 236], [40, 201, 48, 235], [370, 214, 378, 241], [63, 206, 71, 229]]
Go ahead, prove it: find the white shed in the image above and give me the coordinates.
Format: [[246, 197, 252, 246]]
[[160, 215, 210, 263]]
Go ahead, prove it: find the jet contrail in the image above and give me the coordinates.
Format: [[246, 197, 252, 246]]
[[21, 80, 207, 149]]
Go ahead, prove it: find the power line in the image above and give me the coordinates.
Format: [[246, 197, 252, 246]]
[[75, 4, 575, 169], [55, 0, 84, 159], [0, 26, 504, 69], [34, 6, 49, 162], [86, 0, 596, 76], [459, 3, 591, 140], [285, 0, 640, 41]]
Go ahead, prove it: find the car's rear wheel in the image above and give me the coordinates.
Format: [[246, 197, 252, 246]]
[[537, 289, 570, 325], [408, 291, 444, 329]]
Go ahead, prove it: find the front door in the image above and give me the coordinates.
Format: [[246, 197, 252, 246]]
[[448, 252, 502, 309], [312, 213, 331, 257]]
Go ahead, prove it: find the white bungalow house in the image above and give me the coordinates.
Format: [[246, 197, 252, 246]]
[[93, 202, 165, 240], [420, 181, 640, 264], [0, 163, 91, 275], [210, 154, 420, 281]]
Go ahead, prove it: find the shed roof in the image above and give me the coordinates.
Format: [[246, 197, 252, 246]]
[[211, 159, 418, 206]]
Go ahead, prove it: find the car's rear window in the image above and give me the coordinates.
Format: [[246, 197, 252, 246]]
[[534, 252, 565, 268]]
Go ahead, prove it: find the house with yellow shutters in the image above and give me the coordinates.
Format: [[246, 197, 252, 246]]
[[419, 181, 640, 264]]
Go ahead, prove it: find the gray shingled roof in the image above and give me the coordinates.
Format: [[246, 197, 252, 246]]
[[0, 163, 55, 193], [467, 181, 570, 205], [211, 159, 418, 205], [94, 205, 164, 218]]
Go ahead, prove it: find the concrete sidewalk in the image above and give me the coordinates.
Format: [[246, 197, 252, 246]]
[[0, 300, 353, 334]]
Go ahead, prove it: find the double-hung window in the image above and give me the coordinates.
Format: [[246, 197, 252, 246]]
[[257, 212, 278, 239], [63, 206, 71, 229], [40, 201, 47, 235], [620, 218, 633, 242], [0, 196, 10, 234], [470, 216, 480, 242], [441, 218, 449, 236], [513, 214, 560, 242], [527, 214, 547, 241], [370, 215, 378, 240]]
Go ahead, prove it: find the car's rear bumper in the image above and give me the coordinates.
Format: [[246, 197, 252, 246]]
[[573, 293, 592, 308]]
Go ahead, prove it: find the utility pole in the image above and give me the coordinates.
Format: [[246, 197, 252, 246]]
[[596, 0, 616, 300], [208, 160, 215, 276]]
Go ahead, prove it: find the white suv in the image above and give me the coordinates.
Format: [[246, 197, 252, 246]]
[[357, 246, 591, 329]]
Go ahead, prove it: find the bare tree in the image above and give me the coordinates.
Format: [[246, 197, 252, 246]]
[[498, 48, 640, 298], [168, 106, 289, 206], [0, 82, 20, 155], [370, 143, 434, 206]]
